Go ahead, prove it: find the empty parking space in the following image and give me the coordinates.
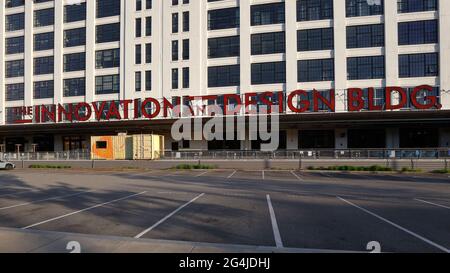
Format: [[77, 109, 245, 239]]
[[30, 191, 202, 238], [140, 193, 275, 247], [270, 193, 440, 252], [0, 169, 448, 252]]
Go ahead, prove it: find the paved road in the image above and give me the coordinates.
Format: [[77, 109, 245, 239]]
[[0, 169, 448, 253]]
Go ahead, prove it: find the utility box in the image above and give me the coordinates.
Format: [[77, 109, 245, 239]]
[[91, 134, 164, 160]]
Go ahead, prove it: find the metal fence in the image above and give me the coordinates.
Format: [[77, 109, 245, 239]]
[[1, 149, 449, 161], [161, 149, 450, 160]]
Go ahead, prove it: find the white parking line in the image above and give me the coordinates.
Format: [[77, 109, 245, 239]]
[[266, 194, 283, 248], [227, 170, 237, 179], [22, 191, 147, 230], [415, 199, 450, 210], [0, 190, 95, 211], [135, 193, 205, 238], [195, 171, 208, 177], [291, 171, 303, 182], [338, 196, 450, 253]]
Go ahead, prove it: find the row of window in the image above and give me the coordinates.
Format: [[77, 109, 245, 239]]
[[208, 0, 438, 30], [5, 74, 122, 100], [5, 1, 120, 31], [5, 48, 121, 78], [206, 53, 439, 87], [206, 20, 438, 59]]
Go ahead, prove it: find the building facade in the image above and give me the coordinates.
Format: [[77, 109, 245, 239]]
[[0, 0, 449, 153]]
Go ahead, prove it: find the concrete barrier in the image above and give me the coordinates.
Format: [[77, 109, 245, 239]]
[[9, 158, 449, 172]]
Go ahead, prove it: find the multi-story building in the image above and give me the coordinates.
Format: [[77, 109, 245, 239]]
[[0, 0, 449, 153]]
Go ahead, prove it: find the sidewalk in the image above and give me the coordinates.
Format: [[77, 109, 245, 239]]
[[0, 227, 351, 253]]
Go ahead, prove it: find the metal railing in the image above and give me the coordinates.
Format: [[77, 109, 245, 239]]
[[161, 149, 450, 160], [0, 151, 91, 161], [1, 149, 449, 161]]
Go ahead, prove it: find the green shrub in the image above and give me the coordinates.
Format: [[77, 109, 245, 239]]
[[431, 169, 450, 174], [29, 165, 71, 169], [174, 164, 216, 170]]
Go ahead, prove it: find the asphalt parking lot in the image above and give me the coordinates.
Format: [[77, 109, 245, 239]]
[[0, 168, 449, 253]]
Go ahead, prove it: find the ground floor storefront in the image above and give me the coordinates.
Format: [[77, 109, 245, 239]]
[[0, 111, 449, 153]]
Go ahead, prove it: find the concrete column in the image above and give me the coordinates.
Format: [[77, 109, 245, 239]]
[[240, 0, 251, 94], [285, 0, 298, 95], [123, 0, 135, 100], [24, 1, 34, 107], [286, 129, 298, 150], [439, 0, 450, 109], [0, 0, 5, 125], [85, 0, 96, 103], [53, 0, 64, 104], [191, 0, 207, 96], [333, 0, 347, 112], [153, 0, 163, 99], [335, 128, 348, 149], [384, 0, 400, 106], [161, 1, 172, 97]]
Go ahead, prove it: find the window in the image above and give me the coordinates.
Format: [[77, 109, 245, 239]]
[[298, 59, 334, 82], [298, 28, 334, 51], [297, 0, 333, 21], [398, 20, 438, 45], [172, 68, 179, 89], [5, 0, 24, 8], [399, 53, 439, 78], [136, 45, 142, 64], [96, 49, 120, 68], [135, 72, 142, 91], [64, 78, 86, 97], [136, 18, 142, 37], [347, 24, 385, 48], [34, 80, 54, 99], [251, 62, 286, 85], [172, 13, 178, 33], [34, 32, 54, 51], [6, 36, 24, 54], [145, 43, 152, 63], [347, 56, 385, 80], [251, 3, 285, 26], [145, 71, 152, 91], [172, 40, 179, 61], [95, 75, 120, 94], [34, 8, 54, 27], [346, 0, 384, 17], [251, 32, 285, 55], [64, 2, 86, 23], [96, 141, 108, 149], [6, 13, 25, 31], [183, 12, 189, 32], [398, 0, 437, 13], [182, 39, 189, 60], [208, 36, 240, 58], [5, 83, 24, 101], [6, 60, 24, 78], [96, 23, 120, 43], [208, 8, 239, 30], [34, 56, 54, 75], [208, 65, 240, 87], [64, 28, 86, 47], [145, 17, 152, 36], [97, 0, 121, 18], [64, 53, 85, 72], [183, 67, 190, 89]]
